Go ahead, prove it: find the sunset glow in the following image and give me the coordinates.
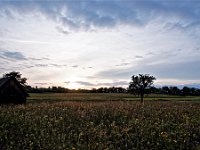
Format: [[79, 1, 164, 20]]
[[1, 1, 200, 89]]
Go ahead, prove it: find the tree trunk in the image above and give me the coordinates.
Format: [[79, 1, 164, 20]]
[[140, 92, 144, 104]]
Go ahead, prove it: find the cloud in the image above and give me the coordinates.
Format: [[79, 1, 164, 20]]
[[116, 63, 129, 67], [35, 64, 49, 67], [76, 80, 128, 87], [24, 65, 35, 69], [96, 68, 132, 80], [50, 64, 67, 67], [1, 0, 200, 88], [0, 28, 10, 36], [85, 76, 97, 79], [71, 65, 78, 68], [76, 81, 95, 86], [56, 26, 70, 35], [1, 1, 200, 31], [34, 82, 52, 85], [0, 50, 52, 63], [96, 59, 200, 80], [97, 81, 128, 87], [32, 63, 67, 68], [29, 57, 50, 61], [135, 55, 143, 59], [0, 50, 26, 60], [64, 81, 70, 85]]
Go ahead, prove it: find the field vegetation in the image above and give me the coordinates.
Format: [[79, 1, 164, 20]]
[[28, 93, 200, 102], [0, 93, 200, 149]]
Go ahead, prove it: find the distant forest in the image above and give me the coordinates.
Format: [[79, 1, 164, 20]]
[[3, 71, 200, 96], [26, 86, 200, 96]]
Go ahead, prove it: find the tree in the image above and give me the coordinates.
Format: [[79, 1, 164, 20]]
[[162, 86, 170, 94], [129, 74, 156, 103], [181, 86, 191, 96], [170, 86, 180, 95], [3, 71, 27, 86]]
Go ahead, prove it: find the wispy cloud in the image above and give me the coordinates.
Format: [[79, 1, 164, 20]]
[[0, 50, 26, 60], [76, 80, 128, 87], [50, 64, 67, 67], [71, 65, 78, 68], [96, 59, 200, 81], [29, 57, 50, 61], [56, 26, 70, 35], [34, 64, 49, 67], [32, 63, 68, 68], [135, 55, 143, 59], [116, 63, 130, 67], [97, 81, 128, 87], [76, 81, 95, 86], [64, 81, 70, 85], [34, 82, 52, 85]]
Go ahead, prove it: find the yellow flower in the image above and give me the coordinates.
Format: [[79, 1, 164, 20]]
[[173, 140, 177, 143]]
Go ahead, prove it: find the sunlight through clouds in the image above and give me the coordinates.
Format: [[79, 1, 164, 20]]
[[1, 0, 200, 88]]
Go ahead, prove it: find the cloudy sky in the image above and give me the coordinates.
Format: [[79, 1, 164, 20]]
[[1, 0, 200, 89]]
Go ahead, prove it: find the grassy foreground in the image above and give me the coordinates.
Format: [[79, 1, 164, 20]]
[[1, 94, 200, 149]]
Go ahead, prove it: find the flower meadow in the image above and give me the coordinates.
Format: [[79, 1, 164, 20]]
[[0, 101, 200, 149]]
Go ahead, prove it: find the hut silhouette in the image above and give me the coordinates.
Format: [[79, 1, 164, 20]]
[[0, 77, 28, 104]]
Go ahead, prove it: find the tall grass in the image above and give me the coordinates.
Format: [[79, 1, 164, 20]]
[[0, 101, 200, 149]]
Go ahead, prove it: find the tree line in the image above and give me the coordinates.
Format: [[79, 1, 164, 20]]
[[148, 86, 200, 96], [3, 71, 200, 97], [25, 85, 200, 96], [26, 86, 127, 93]]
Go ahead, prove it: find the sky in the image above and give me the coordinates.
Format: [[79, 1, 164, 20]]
[[1, 0, 200, 89]]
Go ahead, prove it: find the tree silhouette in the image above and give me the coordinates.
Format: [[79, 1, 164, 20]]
[[162, 86, 170, 94], [181, 86, 191, 96], [3, 71, 27, 86], [129, 74, 156, 103], [170, 86, 180, 95]]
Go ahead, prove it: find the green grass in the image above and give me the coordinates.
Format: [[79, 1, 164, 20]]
[[28, 93, 200, 103], [28, 93, 133, 102], [1, 93, 200, 149]]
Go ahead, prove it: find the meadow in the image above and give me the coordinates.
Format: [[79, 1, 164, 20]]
[[28, 93, 200, 102], [0, 93, 200, 149]]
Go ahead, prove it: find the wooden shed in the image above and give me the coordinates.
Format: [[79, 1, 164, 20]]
[[0, 77, 28, 104]]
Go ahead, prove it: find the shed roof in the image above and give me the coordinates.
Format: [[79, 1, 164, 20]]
[[0, 77, 28, 96], [0, 77, 10, 89]]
